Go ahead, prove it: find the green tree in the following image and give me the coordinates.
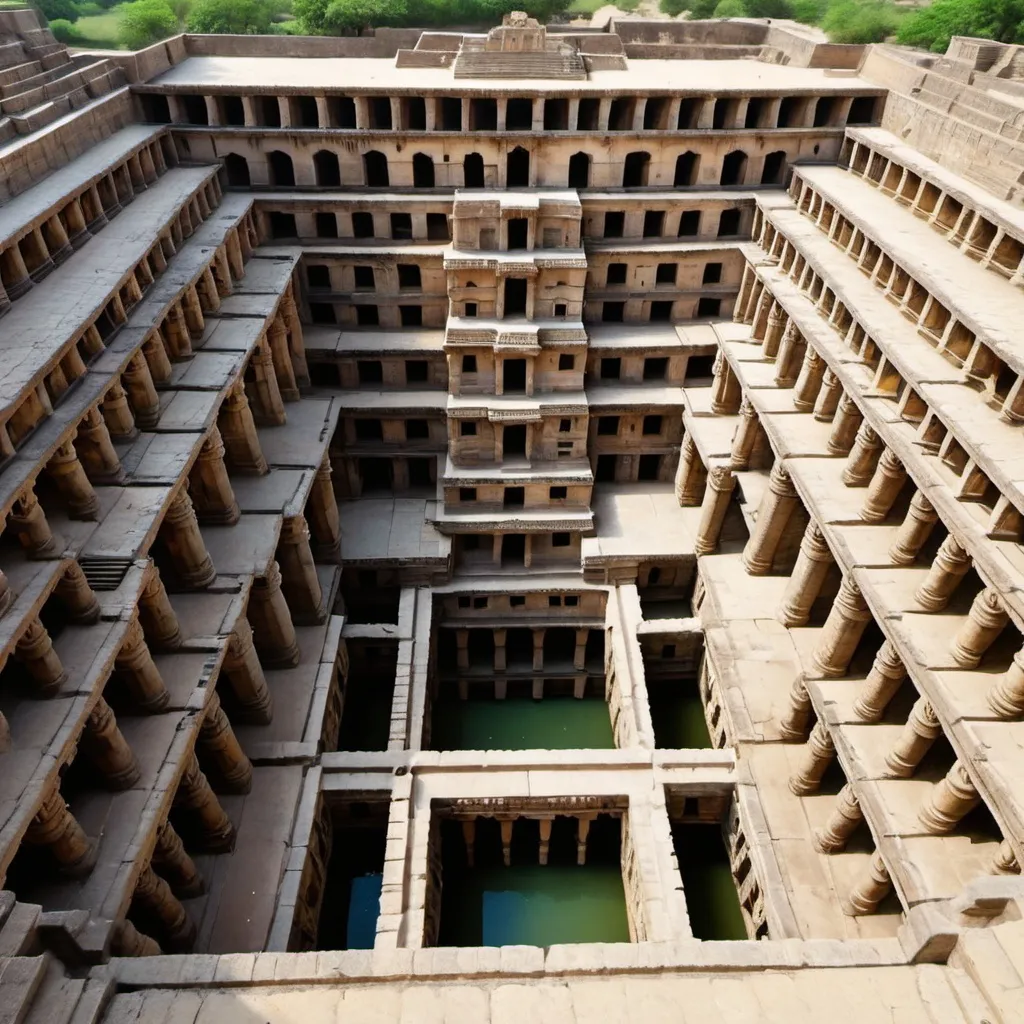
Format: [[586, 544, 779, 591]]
[[36, 0, 79, 22], [686, 0, 721, 15], [187, 0, 275, 32], [744, 0, 795, 17], [713, 0, 746, 14], [119, 0, 178, 47], [659, 0, 689, 13]]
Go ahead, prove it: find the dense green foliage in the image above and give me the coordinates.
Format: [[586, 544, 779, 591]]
[[36, 0, 79, 21], [293, 0, 572, 33], [712, 0, 745, 15], [48, 15, 79, 38], [186, 0, 277, 32], [897, 0, 1024, 52], [118, 0, 177, 46]]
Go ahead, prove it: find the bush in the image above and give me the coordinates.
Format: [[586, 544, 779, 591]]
[[896, 0, 1024, 52], [821, 0, 900, 42], [49, 15, 80, 39], [713, 0, 746, 14], [659, 0, 688, 12], [187, 0, 276, 32], [790, 0, 827, 21], [72, 1, 104, 14], [118, 0, 178, 47], [743, 0, 794, 16], [36, 0, 79, 22]]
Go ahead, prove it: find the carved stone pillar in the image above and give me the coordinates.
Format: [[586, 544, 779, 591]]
[[841, 423, 883, 487], [55, 561, 101, 623], [248, 335, 287, 426], [24, 787, 96, 877], [773, 323, 804, 387], [674, 433, 706, 507], [918, 760, 980, 834], [914, 535, 971, 612], [860, 449, 906, 523], [268, 317, 300, 402], [111, 919, 161, 957], [574, 629, 589, 672], [993, 840, 1020, 875], [153, 818, 204, 898], [189, 427, 240, 525], [142, 329, 172, 384], [81, 695, 141, 789], [814, 783, 862, 853], [884, 698, 942, 778], [693, 465, 736, 556], [852, 640, 907, 722], [778, 676, 813, 741], [812, 576, 872, 677], [115, 616, 170, 713], [307, 455, 341, 561], [15, 617, 68, 696], [102, 381, 137, 439], [788, 721, 835, 795], [247, 561, 300, 668], [218, 384, 268, 475], [277, 514, 324, 622], [778, 522, 833, 627], [174, 751, 236, 852], [48, 438, 99, 520], [76, 407, 124, 483], [950, 588, 1008, 668], [532, 628, 545, 672], [139, 565, 182, 651], [199, 691, 253, 794], [826, 394, 862, 456], [889, 492, 938, 566], [8, 488, 62, 558], [0, 572, 10, 619], [577, 816, 591, 866], [812, 369, 842, 422], [160, 488, 217, 589], [123, 354, 161, 430], [222, 618, 273, 724], [742, 461, 799, 576], [843, 850, 891, 916], [791, 347, 826, 412], [709, 353, 741, 415], [133, 864, 196, 952], [729, 397, 760, 470], [987, 649, 1024, 718], [762, 303, 786, 358]]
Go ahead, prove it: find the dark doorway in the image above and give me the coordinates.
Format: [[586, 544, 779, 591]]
[[508, 218, 528, 250], [675, 152, 699, 186], [568, 152, 590, 189], [503, 359, 527, 393], [502, 533, 526, 567], [223, 153, 250, 187], [504, 425, 527, 456], [623, 151, 650, 187], [359, 457, 392, 492], [464, 152, 485, 188], [720, 151, 747, 186], [268, 150, 294, 187], [761, 151, 786, 185], [364, 151, 389, 187], [504, 486, 525, 509], [313, 150, 341, 187], [413, 153, 435, 188], [504, 278, 527, 316], [596, 454, 616, 482], [638, 454, 662, 481], [507, 147, 530, 187]]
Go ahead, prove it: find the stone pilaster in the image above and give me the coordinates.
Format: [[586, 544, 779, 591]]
[[15, 617, 68, 697], [860, 449, 906, 523], [307, 455, 341, 561], [48, 437, 99, 520], [814, 784, 862, 853], [742, 461, 799, 576], [174, 751, 236, 853], [218, 384, 268, 475], [123, 354, 161, 430], [139, 565, 182, 651], [791, 347, 826, 411], [788, 721, 835, 795], [852, 640, 907, 722], [674, 433, 706, 507], [773, 323, 804, 387], [189, 427, 240, 525], [248, 335, 287, 426], [160, 488, 217, 589], [8, 488, 63, 558], [812, 576, 872, 678], [841, 423, 883, 487], [918, 760, 980, 834], [82, 695, 141, 789], [987, 650, 1024, 718], [115, 616, 170, 712], [813, 369, 842, 422], [889, 492, 938, 565], [76, 407, 124, 483], [693, 465, 736, 556], [777, 522, 833, 628], [709, 353, 741, 415], [277, 514, 324, 622], [843, 850, 891, 916], [950, 588, 1008, 668], [55, 561, 101, 623], [221, 618, 274, 724], [132, 864, 196, 952], [914, 535, 971, 612], [153, 818, 204, 898], [247, 561, 300, 668], [826, 394, 862, 456], [884, 698, 942, 778], [199, 691, 253, 794], [729, 397, 760, 471], [24, 786, 96, 877]]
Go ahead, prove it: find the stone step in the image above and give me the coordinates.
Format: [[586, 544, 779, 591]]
[[0, 900, 42, 957], [0, 59, 42, 90], [0, 41, 28, 70], [453, 49, 586, 80], [0, 955, 51, 1024]]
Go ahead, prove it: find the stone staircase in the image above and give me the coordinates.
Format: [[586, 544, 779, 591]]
[[453, 46, 586, 80], [0, 9, 125, 146]]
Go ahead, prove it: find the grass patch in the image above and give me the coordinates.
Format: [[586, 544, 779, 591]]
[[566, 0, 609, 12], [71, 9, 122, 48]]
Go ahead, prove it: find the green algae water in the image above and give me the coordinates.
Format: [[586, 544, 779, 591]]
[[431, 696, 615, 750], [672, 824, 747, 940], [439, 865, 630, 947], [647, 683, 712, 749]]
